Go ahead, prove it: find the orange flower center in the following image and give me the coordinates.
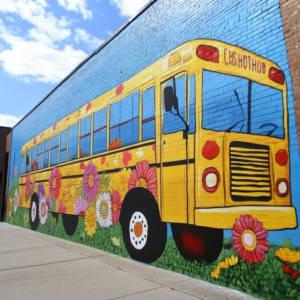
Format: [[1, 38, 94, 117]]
[[135, 178, 147, 189], [88, 214, 95, 226], [112, 203, 118, 213], [134, 222, 143, 237], [52, 177, 57, 189], [88, 174, 94, 188], [41, 203, 46, 217]]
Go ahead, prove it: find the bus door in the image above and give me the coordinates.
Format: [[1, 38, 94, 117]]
[[160, 72, 188, 224]]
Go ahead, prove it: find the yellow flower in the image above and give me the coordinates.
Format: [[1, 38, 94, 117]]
[[84, 206, 97, 237], [111, 236, 120, 247], [7, 198, 12, 218], [229, 255, 238, 266], [211, 266, 221, 279], [64, 179, 78, 214], [217, 257, 229, 269], [275, 247, 300, 263], [111, 168, 131, 201]]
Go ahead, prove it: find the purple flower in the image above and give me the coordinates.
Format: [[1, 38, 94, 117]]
[[38, 183, 45, 198], [83, 163, 100, 201], [74, 196, 88, 216]]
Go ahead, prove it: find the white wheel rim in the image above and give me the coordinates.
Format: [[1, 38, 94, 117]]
[[129, 211, 148, 250], [31, 202, 37, 222]]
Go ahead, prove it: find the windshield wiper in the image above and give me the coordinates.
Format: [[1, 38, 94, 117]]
[[226, 90, 245, 133]]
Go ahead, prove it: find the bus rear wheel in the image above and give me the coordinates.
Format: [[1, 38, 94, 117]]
[[120, 188, 167, 263], [171, 223, 223, 263], [62, 213, 79, 236], [30, 193, 39, 231]]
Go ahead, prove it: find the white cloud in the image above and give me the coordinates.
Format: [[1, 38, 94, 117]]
[[75, 28, 103, 51], [110, 0, 149, 18], [5, 17, 14, 22], [106, 30, 113, 36], [0, 114, 22, 127], [57, 0, 93, 20]]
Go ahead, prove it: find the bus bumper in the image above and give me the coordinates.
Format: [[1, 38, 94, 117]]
[[195, 206, 297, 230]]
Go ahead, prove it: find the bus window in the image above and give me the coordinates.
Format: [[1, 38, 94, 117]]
[[68, 123, 78, 161], [25, 149, 30, 172], [51, 134, 59, 166], [36, 143, 43, 170], [202, 70, 284, 138], [163, 75, 186, 134], [110, 90, 139, 149], [31, 146, 37, 171], [60, 129, 67, 163], [44, 139, 50, 168], [93, 108, 107, 154], [80, 115, 91, 158], [20, 153, 25, 174], [142, 87, 155, 141], [189, 74, 196, 134]]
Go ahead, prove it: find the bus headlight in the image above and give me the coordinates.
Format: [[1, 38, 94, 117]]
[[203, 168, 220, 193], [276, 179, 289, 197]]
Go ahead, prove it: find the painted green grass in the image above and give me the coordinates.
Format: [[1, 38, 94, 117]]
[[7, 207, 300, 300]]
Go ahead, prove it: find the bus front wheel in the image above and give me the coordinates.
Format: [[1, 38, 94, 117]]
[[120, 188, 167, 263], [30, 193, 39, 231], [171, 223, 223, 263]]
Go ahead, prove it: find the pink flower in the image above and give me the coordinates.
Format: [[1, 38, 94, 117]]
[[86, 103, 92, 112], [110, 191, 122, 223], [122, 151, 132, 167], [83, 163, 100, 201], [128, 160, 157, 197], [232, 214, 269, 264], [74, 197, 88, 216], [152, 144, 156, 152], [46, 197, 52, 212], [25, 174, 31, 197], [49, 167, 62, 200], [57, 200, 67, 214], [14, 165, 17, 176]]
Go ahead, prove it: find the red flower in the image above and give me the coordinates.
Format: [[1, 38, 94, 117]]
[[86, 103, 92, 112], [49, 167, 62, 200], [109, 138, 121, 150], [232, 215, 269, 264], [122, 151, 132, 167], [57, 200, 67, 214], [110, 191, 122, 223], [116, 84, 123, 95], [128, 160, 157, 197], [31, 161, 38, 171], [40, 133, 43, 138], [101, 156, 106, 165], [283, 264, 300, 280], [33, 138, 37, 145], [25, 174, 31, 197], [80, 162, 85, 170], [53, 123, 57, 131], [152, 144, 156, 152]]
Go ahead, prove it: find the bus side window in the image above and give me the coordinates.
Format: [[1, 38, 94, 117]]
[[110, 90, 139, 149], [93, 108, 107, 154], [51, 134, 59, 166], [20, 153, 25, 174], [60, 129, 68, 163], [31, 146, 37, 171], [189, 74, 196, 134], [80, 115, 91, 158], [142, 87, 155, 141], [25, 149, 30, 173], [163, 75, 186, 134], [36, 143, 43, 171], [68, 123, 79, 161], [44, 140, 50, 168]]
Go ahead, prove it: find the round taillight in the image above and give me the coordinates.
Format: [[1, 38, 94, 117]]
[[276, 179, 289, 197], [269, 67, 285, 84], [276, 149, 288, 166], [196, 45, 219, 63], [203, 168, 220, 192], [202, 140, 219, 160]]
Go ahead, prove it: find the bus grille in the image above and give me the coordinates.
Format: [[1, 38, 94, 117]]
[[230, 141, 271, 201]]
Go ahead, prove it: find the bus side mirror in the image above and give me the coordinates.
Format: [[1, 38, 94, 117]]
[[164, 86, 178, 112]]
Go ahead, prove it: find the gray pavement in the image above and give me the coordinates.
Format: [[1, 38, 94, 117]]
[[0, 222, 259, 300]]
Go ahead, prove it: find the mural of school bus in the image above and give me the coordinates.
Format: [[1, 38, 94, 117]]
[[17, 39, 297, 264]]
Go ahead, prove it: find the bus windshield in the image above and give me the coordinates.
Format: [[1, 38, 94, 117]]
[[202, 70, 285, 139]]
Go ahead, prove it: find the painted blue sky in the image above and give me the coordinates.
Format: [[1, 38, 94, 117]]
[[0, 0, 149, 127]]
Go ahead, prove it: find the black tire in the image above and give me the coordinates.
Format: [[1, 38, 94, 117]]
[[62, 213, 79, 236], [30, 193, 39, 231], [120, 188, 167, 263], [51, 212, 59, 223], [171, 223, 223, 263]]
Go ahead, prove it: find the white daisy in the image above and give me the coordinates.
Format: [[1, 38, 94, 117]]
[[96, 192, 112, 228], [39, 196, 48, 225], [14, 190, 19, 213], [135, 148, 144, 159]]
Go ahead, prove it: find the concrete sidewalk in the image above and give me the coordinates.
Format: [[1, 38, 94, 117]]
[[0, 223, 258, 300]]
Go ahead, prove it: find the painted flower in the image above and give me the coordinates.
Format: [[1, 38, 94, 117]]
[[14, 165, 17, 176], [25, 174, 31, 197], [135, 148, 144, 159], [57, 200, 67, 214], [49, 167, 62, 200], [14, 190, 19, 213], [84, 206, 97, 237], [39, 196, 48, 225], [283, 264, 300, 280], [31, 161, 38, 171], [80, 162, 85, 170], [122, 151, 132, 167], [128, 160, 157, 197], [46, 197, 52, 212], [23, 213, 28, 225], [86, 102, 92, 112], [96, 192, 112, 228], [232, 215, 269, 264], [228, 255, 238, 266], [111, 237, 120, 247], [275, 247, 300, 263], [65, 179, 78, 206], [101, 156, 106, 165], [38, 183, 45, 198], [74, 196, 88, 216], [111, 168, 131, 201], [110, 138, 122, 150], [211, 266, 221, 279], [7, 198, 12, 218], [217, 258, 229, 269], [83, 163, 100, 201], [110, 190, 122, 223]]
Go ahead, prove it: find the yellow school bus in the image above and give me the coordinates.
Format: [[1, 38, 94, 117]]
[[18, 39, 297, 263]]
